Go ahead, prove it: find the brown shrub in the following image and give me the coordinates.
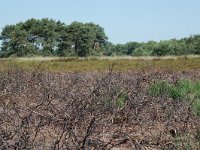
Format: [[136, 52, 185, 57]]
[[0, 68, 199, 149]]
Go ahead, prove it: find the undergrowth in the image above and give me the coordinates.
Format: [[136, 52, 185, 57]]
[[149, 79, 200, 116]]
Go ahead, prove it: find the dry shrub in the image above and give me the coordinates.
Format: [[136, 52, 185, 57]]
[[0, 68, 199, 149]]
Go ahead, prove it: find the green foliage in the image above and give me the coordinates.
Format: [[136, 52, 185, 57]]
[[110, 44, 128, 56], [0, 19, 108, 57], [116, 92, 127, 109], [132, 47, 151, 56], [149, 79, 200, 116], [103, 35, 200, 57], [57, 21, 107, 57], [126, 42, 141, 55], [149, 80, 171, 97], [181, 35, 200, 54], [103, 86, 128, 110], [193, 101, 200, 116], [1, 18, 200, 57]]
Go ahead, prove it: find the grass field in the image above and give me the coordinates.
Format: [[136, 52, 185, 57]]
[[1, 55, 200, 72]]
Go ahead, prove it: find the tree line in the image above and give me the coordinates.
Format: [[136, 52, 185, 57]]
[[0, 18, 200, 57], [105, 36, 200, 56]]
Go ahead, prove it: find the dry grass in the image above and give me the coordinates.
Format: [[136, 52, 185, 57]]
[[1, 56, 200, 72], [7, 55, 200, 61]]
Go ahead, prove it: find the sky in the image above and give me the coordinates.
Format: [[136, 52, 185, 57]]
[[0, 0, 200, 44]]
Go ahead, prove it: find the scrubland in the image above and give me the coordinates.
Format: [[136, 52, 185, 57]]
[[0, 57, 200, 149]]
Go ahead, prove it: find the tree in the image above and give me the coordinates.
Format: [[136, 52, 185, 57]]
[[57, 22, 108, 57], [181, 35, 200, 54], [0, 19, 108, 57], [0, 18, 66, 57], [24, 18, 64, 56], [126, 42, 141, 55], [0, 24, 38, 57], [1, 18, 200, 57], [132, 47, 152, 56], [152, 41, 171, 56]]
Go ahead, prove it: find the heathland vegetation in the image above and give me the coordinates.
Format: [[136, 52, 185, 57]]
[[1, 18, 200, 57], [0, 18, 200, 149], [2, 56, 200, 72], [0, 66, 200, 149]]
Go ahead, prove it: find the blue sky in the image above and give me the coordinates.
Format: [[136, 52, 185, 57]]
[[0, 0, 200, 44]]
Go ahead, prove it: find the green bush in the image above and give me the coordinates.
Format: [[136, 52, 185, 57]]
[[132, 47, 152, 56], [193, 100, 200, 116], [148, 80, 171, 97], [116, 92, 127, 109], [149, 79, 200, 116], [170, 80, 193, 101]]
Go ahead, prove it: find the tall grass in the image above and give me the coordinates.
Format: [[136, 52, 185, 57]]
[[149, 79, 200, 116], [1, 57, 200, 72]]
